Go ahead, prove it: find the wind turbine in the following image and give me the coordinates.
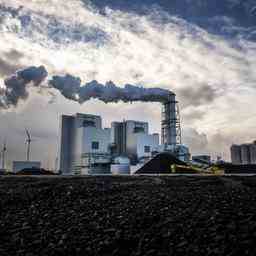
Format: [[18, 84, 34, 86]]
[[1, 140, 7, 169], [25, 129, 32, 161]]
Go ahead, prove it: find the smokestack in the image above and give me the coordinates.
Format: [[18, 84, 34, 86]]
[[161, 92, 178, 146]]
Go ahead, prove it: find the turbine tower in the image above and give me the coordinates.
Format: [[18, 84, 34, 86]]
[[25, 129, 32, 161], [1, 140, 7, 169]]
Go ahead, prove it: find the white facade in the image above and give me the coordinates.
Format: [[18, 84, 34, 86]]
[[78, 127, 111, 174], [110, 120, 159, 162], [59, 113, 110, 174], [135, 133, 159, 159], [81, 127, 111, 154]]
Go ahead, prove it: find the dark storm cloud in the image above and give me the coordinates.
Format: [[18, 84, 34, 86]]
[[177, 84, 218, 108], [86, 0, 256, 41]]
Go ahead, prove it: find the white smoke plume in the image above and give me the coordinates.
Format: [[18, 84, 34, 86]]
[[0, 66, 172, 108], [0, 66, 47, 108]]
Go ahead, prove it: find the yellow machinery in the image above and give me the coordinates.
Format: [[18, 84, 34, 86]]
[[171, 164, 203, 174], [171, 164, 224, 175]]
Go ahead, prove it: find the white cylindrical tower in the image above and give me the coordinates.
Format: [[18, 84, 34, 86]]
[[161, 92, 177, 146]]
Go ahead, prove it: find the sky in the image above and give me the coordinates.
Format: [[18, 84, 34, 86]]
[[0, 0, 256, 169]]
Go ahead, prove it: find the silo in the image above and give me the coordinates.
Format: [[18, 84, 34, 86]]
[[161, 93, 177, 146], [249, 144, 256, 164], [230, 144, 242, 164], [241, 144, 251, 164]]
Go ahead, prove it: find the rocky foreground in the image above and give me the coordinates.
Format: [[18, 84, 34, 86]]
[[1, 176, 256, 256]]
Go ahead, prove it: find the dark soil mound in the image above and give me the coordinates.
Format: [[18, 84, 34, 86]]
[[16, 168, 55, 175], [135, 153, 187, 174], [1, 176, 256, 256], [219, 163, 256, 174]]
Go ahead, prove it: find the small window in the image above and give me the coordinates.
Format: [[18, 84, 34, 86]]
[[144, 146, 150, 153], [92, 141, 99, 150], [83, 120, 95, 127], [134, 127, 145, 133]]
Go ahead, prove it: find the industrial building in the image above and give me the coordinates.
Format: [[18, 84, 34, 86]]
[[111, 120, 159, 163], [59, 92, 190, 175], [59, 114, 161, 174], [231, 141, 256, 165], [59, 113, 111, 175]]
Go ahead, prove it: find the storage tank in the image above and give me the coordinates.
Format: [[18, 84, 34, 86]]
[[249, 144, 256, 164], [241, 144, 250, 164], [111, 157, 130, 175], [230, 144, 242, 164]]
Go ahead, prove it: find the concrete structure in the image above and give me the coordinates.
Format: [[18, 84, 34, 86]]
[[59, 103, 189, 174], [111, 120, 159, 163], [13, 161, 41, 173], [59, 113, 110, 174], [161, 93, 181, 146], [60, 114, 161, 174], [79, 127, 111, 174], [241, 144, 251, 164], [231, 141, 256, 165], [249, 143, 256, 164], [231, 144, 242, 164]]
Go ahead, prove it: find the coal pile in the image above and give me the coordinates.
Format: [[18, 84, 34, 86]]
[[218, 163, 256, 174], [135, 153, 186, 174], [1, 176, 256, 256], [16, 168, 56, 175]]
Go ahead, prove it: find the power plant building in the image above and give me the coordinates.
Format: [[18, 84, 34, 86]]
[[59, 114, 160, 174], [59, 113, 110, 174], [111, 120, 159, 163], [59, 89, 190, 174], [231, 141, 256, 165]]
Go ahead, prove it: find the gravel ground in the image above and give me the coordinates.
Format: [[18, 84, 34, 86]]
[[1, 175, 256, 256]]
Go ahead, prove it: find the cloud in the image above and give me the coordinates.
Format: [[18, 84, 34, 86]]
[[0, 58, 21, 76], [181, 108, 206, 123], [85, 0, 256, 41], [182, 128, 209, 155], [0, 49, 24, 77], [0, 0, 256, 167], [3, 49, 23, 60], [177, 84, 219, 108], [0, 3, 110, 47]]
